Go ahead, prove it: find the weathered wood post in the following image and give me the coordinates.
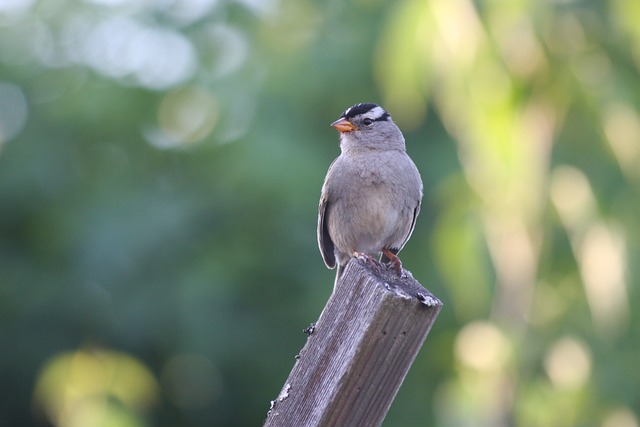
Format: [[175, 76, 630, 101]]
[[263, 258, 442, 427]]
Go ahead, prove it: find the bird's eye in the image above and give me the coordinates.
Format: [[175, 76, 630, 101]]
[[362, 118, 373, 126]]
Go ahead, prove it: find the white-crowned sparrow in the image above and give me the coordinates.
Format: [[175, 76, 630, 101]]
[[318, 103, 423, 283]]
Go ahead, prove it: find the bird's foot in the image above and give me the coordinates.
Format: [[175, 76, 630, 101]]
[[382, 248, 404, 277], [353, 251, 383, 274]]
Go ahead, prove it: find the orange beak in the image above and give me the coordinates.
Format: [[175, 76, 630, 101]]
[[331, 117, 358, 133]]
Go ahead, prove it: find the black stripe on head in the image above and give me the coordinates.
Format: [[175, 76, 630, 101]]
[[341, 103, 390, 122]]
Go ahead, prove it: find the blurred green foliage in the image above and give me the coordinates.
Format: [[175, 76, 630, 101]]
[[0, 0, 638, 426]]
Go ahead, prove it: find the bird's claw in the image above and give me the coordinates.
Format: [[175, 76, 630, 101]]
[[382, 248, 404, 277], [353, 251, 405, 277], [353, 251, 383, 274]]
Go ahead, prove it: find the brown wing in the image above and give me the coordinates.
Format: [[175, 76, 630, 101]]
[[317, 191, 336, 269]]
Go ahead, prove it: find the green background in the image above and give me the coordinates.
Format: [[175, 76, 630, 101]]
[[1, 0, 638, 426]]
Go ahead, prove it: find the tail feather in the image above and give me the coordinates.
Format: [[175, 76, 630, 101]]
[[333, 264, 345, 291]]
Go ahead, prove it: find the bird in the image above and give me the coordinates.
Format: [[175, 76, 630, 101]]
[[317, 103, 423, 286]]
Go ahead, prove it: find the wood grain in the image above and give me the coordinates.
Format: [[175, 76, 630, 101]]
[[264, 258, 442, 427]]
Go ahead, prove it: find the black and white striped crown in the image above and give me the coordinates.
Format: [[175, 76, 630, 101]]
[[340, 103, 390, 122]]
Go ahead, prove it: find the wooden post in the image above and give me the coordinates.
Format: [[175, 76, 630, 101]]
[[263, 258, 442, 427]]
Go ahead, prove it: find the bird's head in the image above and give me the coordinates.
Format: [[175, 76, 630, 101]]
[[331, 103, 405, 151]]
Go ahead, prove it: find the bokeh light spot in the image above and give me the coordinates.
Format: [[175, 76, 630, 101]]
[[203, 24, 249, 79], [154, 85, 219, 148], [603, 103, 640, 179], [496, 16, 545, 79], [33, 348, 159, 427], [543, 337, 592, 390], [455, 321, 511, 372], [550, 166, 596, 229], [78, 17, 197, 89], [165, 0, 219, 25], [579, 223, 628, 335], [0, 0, 34, 15], [602, 408, 639, 427], [430, 0, 482, 67]]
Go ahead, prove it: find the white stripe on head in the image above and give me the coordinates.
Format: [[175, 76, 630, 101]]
[[341, 103, 390, 121], [361, 106, 387, 121]]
